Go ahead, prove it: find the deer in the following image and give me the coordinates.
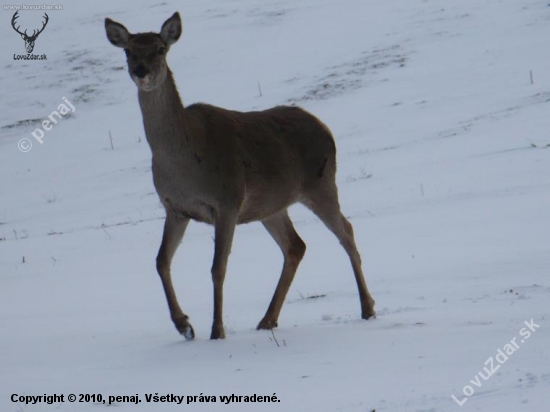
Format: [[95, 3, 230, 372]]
[[104, 12, 376, 340], [11, 11, 49, 54]]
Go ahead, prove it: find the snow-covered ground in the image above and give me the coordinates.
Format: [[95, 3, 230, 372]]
[[1, 0, 549, 410]]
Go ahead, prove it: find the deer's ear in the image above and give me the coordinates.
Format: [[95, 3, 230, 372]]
[[160, 12, 182, 46], [105, 18, 131, 48]]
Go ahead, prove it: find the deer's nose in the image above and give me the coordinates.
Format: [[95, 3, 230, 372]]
[[133, 65, 148, 79]]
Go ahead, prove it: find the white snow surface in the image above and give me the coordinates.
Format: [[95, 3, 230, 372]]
[[1, 0, 549, 411]]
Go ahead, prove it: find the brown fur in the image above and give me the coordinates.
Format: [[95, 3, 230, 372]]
[[105, 12, 375, 340]]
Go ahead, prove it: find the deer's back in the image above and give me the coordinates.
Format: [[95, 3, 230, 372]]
[[187, 103, 336, 176]]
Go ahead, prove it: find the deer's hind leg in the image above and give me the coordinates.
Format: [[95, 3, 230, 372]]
[[302, 183, 376, 319], [156, 211, 195, 340], [257, 210, 306, 330]]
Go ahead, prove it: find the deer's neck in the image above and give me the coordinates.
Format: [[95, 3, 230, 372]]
[[138, 68, 188, 156]]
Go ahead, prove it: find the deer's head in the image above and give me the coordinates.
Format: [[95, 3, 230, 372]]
[[12, 11, 49, 54], [105, 13, 182, 92]]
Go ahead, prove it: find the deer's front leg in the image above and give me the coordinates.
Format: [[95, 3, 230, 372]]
[[210, 211, 238, 339], [156, 212, 194, 339]]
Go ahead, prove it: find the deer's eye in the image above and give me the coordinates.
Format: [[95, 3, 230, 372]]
[[157, 47, 166, 56]]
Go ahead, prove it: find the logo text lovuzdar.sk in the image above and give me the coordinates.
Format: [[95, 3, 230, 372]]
[[11, 11, 49, 60]]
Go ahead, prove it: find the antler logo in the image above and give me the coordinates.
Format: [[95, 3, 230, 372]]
[[11, 11, 49, 54]]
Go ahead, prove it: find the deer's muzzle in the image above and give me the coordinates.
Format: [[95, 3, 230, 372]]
[[132, 65, 149, 79]]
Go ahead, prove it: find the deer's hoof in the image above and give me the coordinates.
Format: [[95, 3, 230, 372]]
[[362, 307, 376, 320], [362, 298, 376, 320], [210, 322, 226, 340], [173, 316, 195, 340], [180, 324, 195, 340], [257, 318, 278, 330]]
